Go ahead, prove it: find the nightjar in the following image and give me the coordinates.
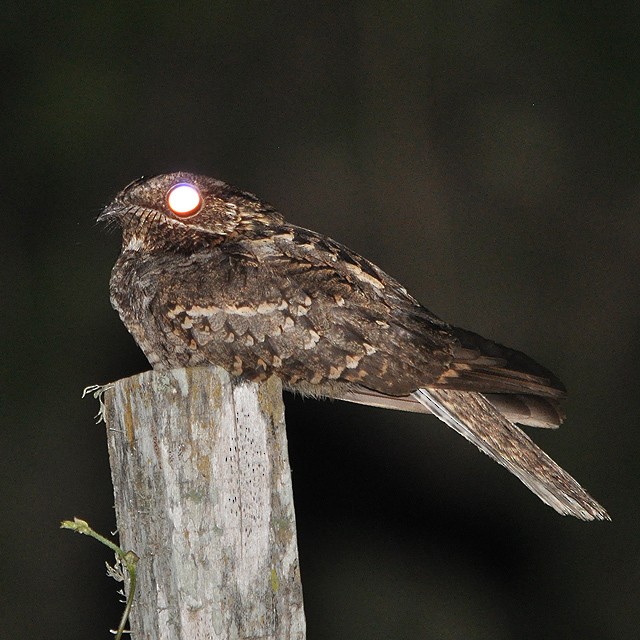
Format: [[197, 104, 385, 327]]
[[99, 172, 608, 521]]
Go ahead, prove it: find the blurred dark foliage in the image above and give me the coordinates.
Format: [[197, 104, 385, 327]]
[[1, 2, 638, 639]]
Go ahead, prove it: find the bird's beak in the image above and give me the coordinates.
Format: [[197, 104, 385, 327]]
[[97, 200, 122, 224], [98, 176, 148, 223]]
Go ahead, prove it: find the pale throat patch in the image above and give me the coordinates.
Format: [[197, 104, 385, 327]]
[[125, 235, 145, 252]]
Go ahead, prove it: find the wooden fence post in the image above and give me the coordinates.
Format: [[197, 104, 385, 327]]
[[102, 366, 306, 639]]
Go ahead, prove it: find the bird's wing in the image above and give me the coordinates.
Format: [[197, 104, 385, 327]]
[[432, 326, 566, 396], [280, 227, 569, 404]]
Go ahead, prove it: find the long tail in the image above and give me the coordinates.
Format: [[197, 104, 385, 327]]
[[412, 388, 609, 521]]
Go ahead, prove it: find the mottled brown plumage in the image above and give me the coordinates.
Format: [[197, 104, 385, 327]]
[[99, 172, 608, 520]]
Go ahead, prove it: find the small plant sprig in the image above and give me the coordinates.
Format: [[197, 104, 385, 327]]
[[61, 517, 138, 639]]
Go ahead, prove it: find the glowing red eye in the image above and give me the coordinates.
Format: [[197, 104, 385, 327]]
[[167, 183, 202, 217]]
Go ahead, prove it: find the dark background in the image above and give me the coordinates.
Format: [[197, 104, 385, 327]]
[[2, 2, 638, 638]]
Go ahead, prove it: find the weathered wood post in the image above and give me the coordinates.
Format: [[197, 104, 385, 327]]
[[102, 366, 306, 639]]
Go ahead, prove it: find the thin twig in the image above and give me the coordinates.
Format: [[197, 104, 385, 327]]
[[61, 517, 139, 639]]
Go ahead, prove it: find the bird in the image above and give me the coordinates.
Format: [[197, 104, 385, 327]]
[[99, 172, 608, 521]]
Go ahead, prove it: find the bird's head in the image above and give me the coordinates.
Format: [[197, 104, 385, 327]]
[[99, 172, 284, 251]]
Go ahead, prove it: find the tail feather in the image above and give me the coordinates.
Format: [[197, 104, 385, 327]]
[[412, 388, 608, 520]]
